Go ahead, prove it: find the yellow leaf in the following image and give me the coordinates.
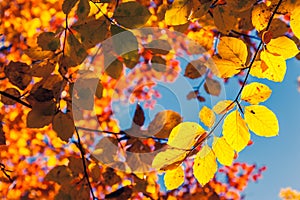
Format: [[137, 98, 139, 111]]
[[241, 82, 272, 104], [167, 122, 205, 149], [210, 56, 241, 78], [212, 100, 234, 115], [222, 110, 250, 152], [291, 7, 300, 39], [218, 37, 248, 64], [252, 3, 271, 31], [165, 0, 192, 26], [114, 2, 151, 28], [209, 37, 248, 78], [251, 50, 287, 82], [267, 36, 299, 59], [199, 106, 215, 128], [244, 105, 279, 137], [212, 136, 234, 166], [164, 166, 185, 190], [152, 148, 187, 171], [193, 145, 217, 186]]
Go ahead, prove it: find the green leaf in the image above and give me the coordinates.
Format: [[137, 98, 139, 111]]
[[114, 2, 151, 28]]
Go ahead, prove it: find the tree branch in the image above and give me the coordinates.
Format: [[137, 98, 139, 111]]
[[0, 91, 32, 108]]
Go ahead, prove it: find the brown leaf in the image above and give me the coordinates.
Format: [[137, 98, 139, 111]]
[[76, 0, 90, 20], [105, 185, 133, 199], [4, 61, 32, 90], [148, 110, 182, 138], [184, 60, 207, 79], [105, 59, 123, 79], [0, 124, 5, 145], [145, 39, 172, 55], [52, 111, 75, 142], [151, 55, 167, 72], [44, 165, 73, 185], [0, 88, 20, 105], [26, 101, 56, 128], [62, 0, 78, 14], [133, 104, 145, 127], [30, 60, 56, 78], [68, 156, 84, 176], [102, 168, 121, 186], [37, 32, 60, 51], [204, 77, 221, 96]]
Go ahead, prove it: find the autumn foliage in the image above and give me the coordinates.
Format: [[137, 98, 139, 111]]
[[1, 0, 300, 199]]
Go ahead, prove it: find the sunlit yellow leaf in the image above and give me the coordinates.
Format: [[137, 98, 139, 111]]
[[244, 105, 279, 137], [267, 36, 299, 59], [291, 7, 300, 39], [252, 3, 271, 31], [210, 56, 241, 78], [164, 166, 185, 190], [152, 148, 187, 171], [241, 82, 272, 104], [212, 136, 234, 166], [193, 145, 217, 186], [222, 110, 250, 152], [209, 37, 248, 78], [259, 50, 287, 82], [167, 122, 205, 149], [212, 100, 234, 115], [199, 106, 215, 128], [165, 0, 192, 26], [218, 37, 248, 64]]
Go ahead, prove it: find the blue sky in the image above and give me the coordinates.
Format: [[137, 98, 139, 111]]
[[115, 56, 300, 199]]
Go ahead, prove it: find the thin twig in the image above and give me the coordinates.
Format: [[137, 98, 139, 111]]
[[0, 91, 32, 108], [74, 127, 97, 200]]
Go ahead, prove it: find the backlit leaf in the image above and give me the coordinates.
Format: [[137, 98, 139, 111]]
[[0, 88, 20, 105], [37, 32, 60, 51], [291, 7, 300, 39], [62, 0, 78, 14], [24, 47, 54, 60], [148, 110, 182, 138], [164, 166, 185, 190], [212, 100, 234, 115], [52, 112, 75, 142], [267, 36, 299, 59], [199, 106, 215, 128], [167, 122, 205, 149], [209, 37, 248, 78], [213, 5, 236, 34], [31, 60, 56, 78], [66, 33, 88, 66], [212, 136, 234, 166], [45, 165, 73, 185], [184, 60, 207, 79], [26, 109, 53, 128], [193, 145, 217, 186], [226, 0, 256, 12], [152, 148, 187, 171], [190, 0, 211, 20], [165, 0, 192, 26], [72, 17, 108, 49], [76, 0, 90, 20], [114, 2, 151, 28], [259, 50, 287, 82], [105, 59, 123, 79], [222, 110, 250, 152], [241, 82, 272, 104], [145, 39, 172, 55], [244, 105, 279, 137], [4, 61, 32, 90], [252, 3, 271, 32], [204, 77, 221, 96]]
